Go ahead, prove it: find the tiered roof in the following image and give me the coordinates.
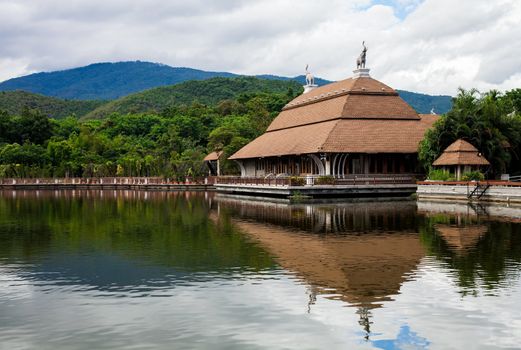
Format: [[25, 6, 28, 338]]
[[230, 74, 438, 160], [432, 139, 490, 166]]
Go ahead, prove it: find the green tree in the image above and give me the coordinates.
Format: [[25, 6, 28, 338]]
[[419, 89, 521, 177]]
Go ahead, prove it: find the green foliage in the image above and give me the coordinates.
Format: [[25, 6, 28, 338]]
[[461, 171, 485, 181], [419, 88, 521, 176], [0, 91, 104, 119], [315, 175, 335, 185], [289, 176, 306, 186], [83, 77, 302, 120], [427, 169, 454, 181], [0, 88, 294, 179]]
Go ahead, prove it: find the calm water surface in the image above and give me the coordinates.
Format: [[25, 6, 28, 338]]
[[1, 190, 521, 349]]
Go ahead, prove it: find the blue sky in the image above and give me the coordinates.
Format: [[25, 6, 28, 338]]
[[367, 0, 424, 19]]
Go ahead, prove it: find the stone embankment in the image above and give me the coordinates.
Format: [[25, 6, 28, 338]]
[[417, 181, 521, 204]]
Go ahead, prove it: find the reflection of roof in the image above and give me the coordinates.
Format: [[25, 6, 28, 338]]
[[230, 115, 437, 159], [434, 224, 487, 254], [433, 139, 490, 166], [234, 220, 424, 308], [203, 151, 223, 161], [229, 74, 439, 160]]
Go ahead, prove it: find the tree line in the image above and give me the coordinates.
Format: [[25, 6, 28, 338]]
[[0, 90, 296, 179], [419, 88, 521, 177], [1, 86, 521, 179]]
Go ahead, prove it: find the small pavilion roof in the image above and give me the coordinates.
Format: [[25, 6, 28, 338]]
[[432, 139, 490, 166], [203, 151, 223, 161]]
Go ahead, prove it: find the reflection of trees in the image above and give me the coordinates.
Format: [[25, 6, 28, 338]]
[[419, 214, 521, 293], [0, 190, 276, 288]]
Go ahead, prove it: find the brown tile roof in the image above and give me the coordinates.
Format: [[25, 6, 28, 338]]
[[433, 139, 490, 166], [230, 115, 438, 159], [268, 77, 419, 132], [288, 76, 396, 105], [445, 139, 479, 152], [203, 151, 223, 161], [230, 120, 339, 159]]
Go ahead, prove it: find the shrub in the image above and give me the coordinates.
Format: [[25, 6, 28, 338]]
[[427, 169, 453, 181], [289, 176, 305, 186], [462, 170, 485, 181], [315, 175, 335, 185]]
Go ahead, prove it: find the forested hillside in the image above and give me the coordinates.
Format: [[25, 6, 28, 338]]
[[82, 77, 302, 120], [0, 91, 105, 119], [0, 62, 236, 100], [0, 90, 295, 178]]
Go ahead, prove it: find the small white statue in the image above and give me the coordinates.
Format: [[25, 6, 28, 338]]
[[356, 41, 367, 69], [305, 64, 315, 86]]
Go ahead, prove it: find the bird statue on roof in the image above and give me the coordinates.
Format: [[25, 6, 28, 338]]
[[305, 64, 315, 86], [356, 41, 368, 69]]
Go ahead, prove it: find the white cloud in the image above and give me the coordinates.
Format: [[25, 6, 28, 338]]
[[0, 0, 520, 95]]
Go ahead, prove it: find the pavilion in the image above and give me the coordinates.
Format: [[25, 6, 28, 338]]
[[432, 139, 490, 180], [227, 65, 438, 179]]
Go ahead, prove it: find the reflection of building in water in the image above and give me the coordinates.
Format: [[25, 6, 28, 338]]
[[417, 200, 521, 223], [215, 194, 417, 233], [214, 196, 424, 301], [434, 225, 487, 255], [213, 197, 426, 338]]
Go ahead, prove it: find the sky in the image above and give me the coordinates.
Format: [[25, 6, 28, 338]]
[[0, 0, 520, 95]]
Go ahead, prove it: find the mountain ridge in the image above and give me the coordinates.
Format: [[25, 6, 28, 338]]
[[0, 61, 453, 115]]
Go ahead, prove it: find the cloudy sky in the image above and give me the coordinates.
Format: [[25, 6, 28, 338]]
[[0, 0, 520, 95]]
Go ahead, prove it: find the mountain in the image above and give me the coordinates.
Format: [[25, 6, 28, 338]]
[[397, 90, 452, 116], [82, 76, 301, 120], [0, 61, 453, 114], [0, 91, 105, 119], [0, 62, 237, 100]]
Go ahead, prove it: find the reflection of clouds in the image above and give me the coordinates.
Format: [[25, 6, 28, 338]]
[[372, 257, 521, 349], [0, 266, 35, 300], [2, 256, 521, 348], [0, 270, 373, 349]]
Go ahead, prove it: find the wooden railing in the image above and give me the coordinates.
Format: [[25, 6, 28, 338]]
[[0, 177, 214, 186], [215, 176, 291, 186], [215, 174, 420, 187], [418, 180, 521, 187]]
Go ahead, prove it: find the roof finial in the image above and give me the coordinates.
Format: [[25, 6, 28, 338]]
[[303, 64, 318, 94], [356, 41, 367, 69], [353, 42, 370, 78], [305, 64, 314, 86]]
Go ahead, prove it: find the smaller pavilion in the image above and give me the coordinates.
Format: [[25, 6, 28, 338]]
[[432, 139, 490, 180], [203, 151, 223, 176]]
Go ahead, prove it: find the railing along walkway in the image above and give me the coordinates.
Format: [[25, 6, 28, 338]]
[[0, 177, 217, 186], [417, 180, 521, 188], [216, 174, 420, 187]]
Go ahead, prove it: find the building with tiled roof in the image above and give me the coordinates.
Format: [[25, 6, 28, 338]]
[[227, 66, 439, 178], [432, 139, 490, 180]]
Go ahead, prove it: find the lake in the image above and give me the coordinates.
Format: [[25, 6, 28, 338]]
[[1, 190, 520, 349]]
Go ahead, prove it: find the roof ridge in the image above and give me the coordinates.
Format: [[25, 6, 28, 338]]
[[283, 90, 398, 111], [267, 115, 425, 133]]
